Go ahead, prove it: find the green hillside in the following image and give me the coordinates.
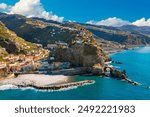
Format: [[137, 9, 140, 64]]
[[0, 21, 38, 54]]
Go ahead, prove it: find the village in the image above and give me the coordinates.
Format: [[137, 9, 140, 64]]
[[0, 39, 85, 79], [0, 46, 49, 78]]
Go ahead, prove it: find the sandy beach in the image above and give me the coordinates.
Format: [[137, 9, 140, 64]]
[[0, 74, 95, 90], [0, 74, 71, 87]]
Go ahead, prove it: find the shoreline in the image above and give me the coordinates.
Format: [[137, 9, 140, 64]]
[[0, 45, 147, 91], [0, 74, 95, 91], [107, 45, 146, 56]]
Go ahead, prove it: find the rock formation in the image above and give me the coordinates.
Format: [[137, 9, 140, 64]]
[[56, 43, 107, 67]]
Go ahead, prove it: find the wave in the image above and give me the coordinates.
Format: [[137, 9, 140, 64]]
[[0, 81, 95, 92], [0, 85, 18, 91]]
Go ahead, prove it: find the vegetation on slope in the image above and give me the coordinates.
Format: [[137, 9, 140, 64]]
[[0, 21, 38, 54], [84, 24, 150, 46]]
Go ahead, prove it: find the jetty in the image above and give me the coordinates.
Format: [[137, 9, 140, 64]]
[[17, 80, 95, 90]]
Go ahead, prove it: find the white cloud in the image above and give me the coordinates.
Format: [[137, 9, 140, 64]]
[[132, 18, 150, 26], [87, 17, 150, 27], [86, 17, 131, 27], [0, 3, 11, 12], [0, 3, 7, 9], [0, 0, 64, 22]]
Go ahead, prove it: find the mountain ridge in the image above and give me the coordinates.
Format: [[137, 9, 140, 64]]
[[84, 23, 150, 46], [1, 12, 150, 51]]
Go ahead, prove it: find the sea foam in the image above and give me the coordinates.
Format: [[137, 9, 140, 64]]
[[0, 80, 95, 92], [0, 85, 18, 91], [138, 46, 150, 53]]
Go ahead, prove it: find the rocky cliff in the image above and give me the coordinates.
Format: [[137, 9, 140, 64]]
[[55, 39, 109, 74]]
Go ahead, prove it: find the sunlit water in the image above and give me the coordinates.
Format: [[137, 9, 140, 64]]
[[0, 46, 150, 100]]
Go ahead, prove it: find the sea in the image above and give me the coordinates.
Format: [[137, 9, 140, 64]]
[[0, 46, 150, 100]]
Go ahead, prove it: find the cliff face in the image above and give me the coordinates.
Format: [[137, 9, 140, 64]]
[[56, 43, 107, 68]]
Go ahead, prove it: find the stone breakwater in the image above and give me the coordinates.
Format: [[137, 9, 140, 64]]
[[17, 80, 95, 91]]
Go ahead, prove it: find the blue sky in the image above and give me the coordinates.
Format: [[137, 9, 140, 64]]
[[0, 0, 150, 26], [43, 0, 150, 22]]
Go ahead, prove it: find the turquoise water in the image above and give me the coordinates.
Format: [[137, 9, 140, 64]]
[[0, 46, 150, 100]]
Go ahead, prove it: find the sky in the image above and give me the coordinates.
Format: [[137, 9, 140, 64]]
[[0, 0, 150, 27]]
